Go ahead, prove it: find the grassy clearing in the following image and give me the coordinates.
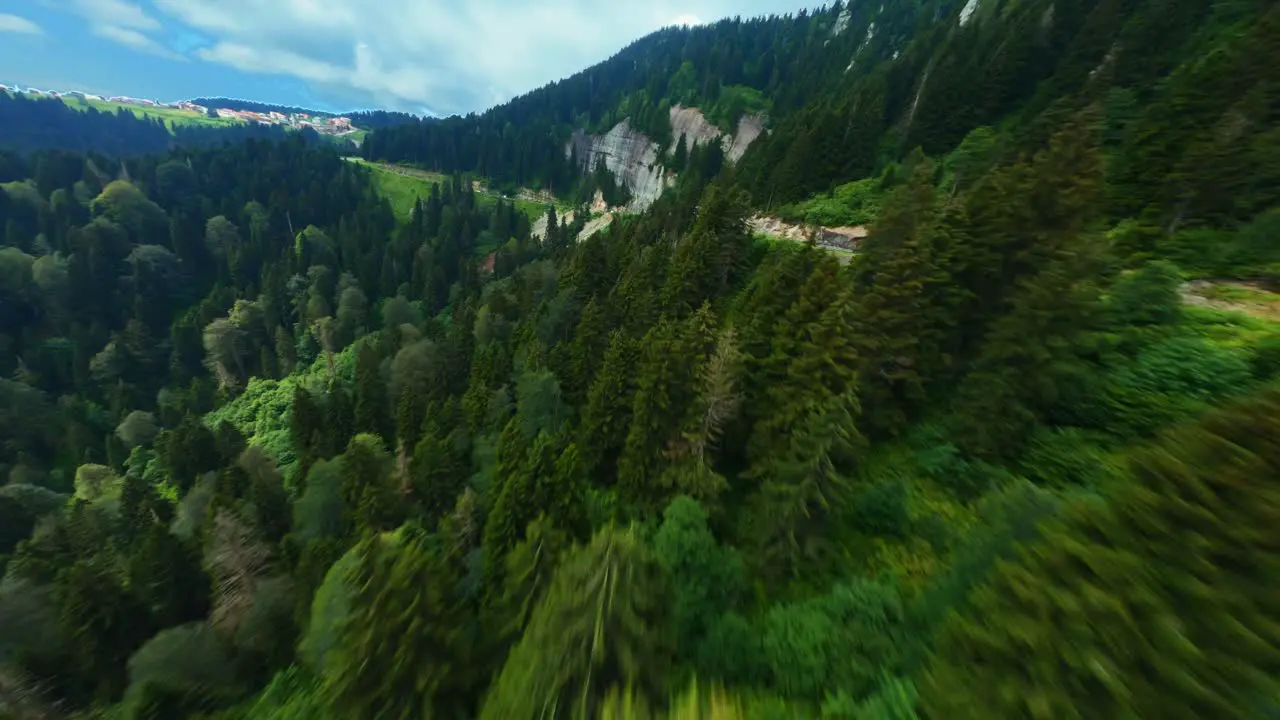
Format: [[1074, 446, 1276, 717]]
[[351, 158, 558, 222], [59, 95, 240, 129], [349, 158, 445, 221]]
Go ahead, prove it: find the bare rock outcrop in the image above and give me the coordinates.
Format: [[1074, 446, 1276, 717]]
[[567, 109, 767, 212], [748, 213, 868, 252], [725, 114, 766, 163], [567, 120, 666, 211], [668, 105, 768, 163]]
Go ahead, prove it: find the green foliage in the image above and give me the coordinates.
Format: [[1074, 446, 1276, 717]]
[[337, 433, 399, 536], [123, 623, 239, 711], [1107, 260, 1184, 327], [761, 580, 906, 703], [653, 497, 745, 660], [778, 178, 884, 228], [4, 3, 1280, 715], [706, 86, 770, 135], [922, 390, 1280, 718], [232, 666, 332, 720], [291, 459, 344, 542], [323, 531, 471, 720], [515, 368, 569, 438], [297, 541, 363, 673], [481, 525, 674, 719], [1099, 335, 1253, 438]]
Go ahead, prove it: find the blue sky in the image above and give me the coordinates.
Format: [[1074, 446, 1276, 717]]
[[0, 0, 818, 116]]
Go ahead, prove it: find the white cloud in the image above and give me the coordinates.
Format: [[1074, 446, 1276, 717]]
[[152, 0, 813, 114], [74, 0, 161, 30], [64, 0, 186, 61], [94, 25, 186, 61], [0, 13, 43, 35], [672, 14, 704, 26]]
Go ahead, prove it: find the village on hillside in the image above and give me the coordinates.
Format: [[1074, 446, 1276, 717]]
[[0, 84, 359, 137]]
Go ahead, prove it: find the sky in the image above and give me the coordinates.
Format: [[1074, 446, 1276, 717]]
[[0, 0, 817, 116]]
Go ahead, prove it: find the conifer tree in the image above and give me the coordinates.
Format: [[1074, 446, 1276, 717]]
[[579, 330, 640, 483], [324, 532, 472, 719], [338, 433, 399, 536], [748, 262, 859, 473], [353, 344, 390, 443], [852, 156, 969, 435], [922, 390, 1280, 718], [565, 295, 609, 405], [480, 525, 674, 720], [410, 416, 468, 524], [617, 306, 716, 511], [55, 559, 154, 701]]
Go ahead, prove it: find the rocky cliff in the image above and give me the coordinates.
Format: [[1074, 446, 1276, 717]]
[[567, 107, 767, 211], [567, 119, 670, 211], [668, 105, 767, 163]]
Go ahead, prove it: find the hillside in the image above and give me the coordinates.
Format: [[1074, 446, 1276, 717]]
[[0, 90, 363, 157], [0, 1, 1279, 719]]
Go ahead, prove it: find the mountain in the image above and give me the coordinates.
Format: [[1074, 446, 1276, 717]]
[[367, 0, 1280, 231], [1, 1, 1279, 718]]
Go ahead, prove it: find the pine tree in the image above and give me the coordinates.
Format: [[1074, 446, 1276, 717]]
[[409, 417, 468, 524], [922, 390, 1280, 718], [325, 532, 472, 719], [55, 559, 155, 701], [128, 523, 211, 629], [852, 156, 969, 435], [657, 327, 745, 508], [748, 260, 859, 471], [579, 330, 640, 484], [953, 234, 1108, 459], [617, 306, 716, 511], [480, 525, 674, 720], [481, 417, 533, 589], [353, 344, 390, 443], [565, 295, 609, 405], [338, 433, 399, 536]]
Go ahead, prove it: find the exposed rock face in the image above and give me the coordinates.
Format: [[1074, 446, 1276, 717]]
[[725, 114, 766, 163], [568, 109, 767, 211], [748, 213, 868, 252], [670, 105, 724, 151], [567, 119, 666, 211], [530, 209, 575, 241], [668, 105, 768, 163], [576, 213, 617, 242]]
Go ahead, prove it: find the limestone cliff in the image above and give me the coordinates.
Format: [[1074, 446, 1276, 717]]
[[567, 107, 767, 211], [567, 120, 669, 211], [668, 105, 767, 163]]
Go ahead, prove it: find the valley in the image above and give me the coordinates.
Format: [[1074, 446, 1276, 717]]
[[2, 0, 1280, 718]]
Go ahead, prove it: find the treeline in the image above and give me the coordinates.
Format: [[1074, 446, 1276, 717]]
[[0, 92, 330, 158], [343, 110, 422, 130]]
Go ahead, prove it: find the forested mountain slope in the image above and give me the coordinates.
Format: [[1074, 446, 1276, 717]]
[[0, 92, 342, 158], [2, 1, 1280, 719]]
